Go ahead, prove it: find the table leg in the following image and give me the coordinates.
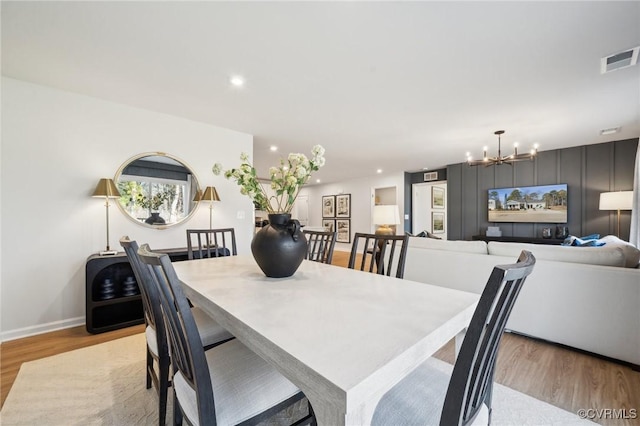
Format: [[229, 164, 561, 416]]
[[454, 328, 467, 358], [307, 396, 345, 426]]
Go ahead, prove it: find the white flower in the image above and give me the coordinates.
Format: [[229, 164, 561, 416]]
[[214, 145, 325, 214]]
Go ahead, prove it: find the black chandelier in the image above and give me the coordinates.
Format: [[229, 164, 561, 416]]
[[466, 130, 538, 167]]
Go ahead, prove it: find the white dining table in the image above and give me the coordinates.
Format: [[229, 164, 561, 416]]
[[173, 255, 479, 426]]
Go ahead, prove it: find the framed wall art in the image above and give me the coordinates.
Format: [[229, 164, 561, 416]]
[[336, 194, 351, 218], [432, 187, 445, 209], [432, 212, 445, 234], [336, 219, 351, 243], [322, 219, 336, 233], [322, 195, 335, 218]]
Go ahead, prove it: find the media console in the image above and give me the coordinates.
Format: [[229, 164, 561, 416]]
[[471, 235, 564, 245]]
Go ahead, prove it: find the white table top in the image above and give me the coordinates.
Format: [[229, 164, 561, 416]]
[[174, 255, 479, 426]]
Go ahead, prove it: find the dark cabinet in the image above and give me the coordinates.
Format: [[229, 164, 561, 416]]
[[471, 235, 564, 245], [85, 248, 190, 334]]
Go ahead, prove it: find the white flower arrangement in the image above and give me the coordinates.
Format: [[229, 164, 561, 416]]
[[213, 145, 325, 214]]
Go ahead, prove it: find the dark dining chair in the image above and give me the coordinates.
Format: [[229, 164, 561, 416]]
[[347, 233, 409, 279], [372, 250, 536, 426], [303, 229, 337, 264], [186, 228, 237, 260], [119, 237, 234, 426], [136, 244, 315, 426]]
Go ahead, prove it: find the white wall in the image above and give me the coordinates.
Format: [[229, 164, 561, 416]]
[[298, 173, 405, 252], [1, 78, 255, 340]]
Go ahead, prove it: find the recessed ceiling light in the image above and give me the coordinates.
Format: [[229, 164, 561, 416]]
[[422, 167, 429, 170], [600, 127, 620, 135], [270, 146, 278, 152], [316, 179, 321, 183], [377, 169, 383, 174], [230, 76, 245, 87]]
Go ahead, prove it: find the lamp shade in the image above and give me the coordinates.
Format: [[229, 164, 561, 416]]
[[599, 191, 633, 210], [193, 189, 203, 202], [373, 205, 401, 225], [92, 178, 120, 198], [200, 186, 221, 202]]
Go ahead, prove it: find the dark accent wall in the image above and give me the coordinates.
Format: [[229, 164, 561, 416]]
[[446, 139, 638, 241]]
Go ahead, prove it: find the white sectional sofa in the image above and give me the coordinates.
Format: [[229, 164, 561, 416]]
[[402, 237, 640, 367]]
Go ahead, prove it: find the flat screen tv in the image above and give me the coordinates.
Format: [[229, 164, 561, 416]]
[[488, 184, 567, 223]]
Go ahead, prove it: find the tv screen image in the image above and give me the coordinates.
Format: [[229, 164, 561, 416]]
[[488, 184, 568, 223]]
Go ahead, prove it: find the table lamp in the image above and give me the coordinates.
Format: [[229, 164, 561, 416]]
[[599, 191, 633, 237], [373, 205, 401, 236], [92, 178, 121, 255], [199, 186, 220, 229]]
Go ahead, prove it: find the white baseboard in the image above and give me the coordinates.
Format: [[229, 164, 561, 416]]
[[1, 317, 85, 342]]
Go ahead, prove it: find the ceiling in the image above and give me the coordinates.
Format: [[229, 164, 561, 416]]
[[2, 1, 639, 185]]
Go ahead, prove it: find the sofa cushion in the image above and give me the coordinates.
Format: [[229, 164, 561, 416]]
[[408, 236, 488, 254], [487, 241, 626, 267], [598, 235, 640, 268]]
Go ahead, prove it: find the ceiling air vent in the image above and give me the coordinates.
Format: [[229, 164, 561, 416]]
[[601, 46, 639, 74], [424, 172, 438, 181]]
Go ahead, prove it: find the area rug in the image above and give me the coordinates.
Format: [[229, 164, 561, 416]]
[[1, 334, 591, 425]]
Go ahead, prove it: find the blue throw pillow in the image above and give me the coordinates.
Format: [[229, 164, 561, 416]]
[[562, 234, 605, 247]]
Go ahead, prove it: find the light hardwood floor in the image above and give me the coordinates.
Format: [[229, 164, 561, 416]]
[[1, 251, 638, 425]]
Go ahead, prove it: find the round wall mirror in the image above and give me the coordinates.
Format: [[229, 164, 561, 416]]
[[114, 152, 200, 228]]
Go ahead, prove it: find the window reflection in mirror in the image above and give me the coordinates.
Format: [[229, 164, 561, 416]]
[[115, 153, 199, 228]]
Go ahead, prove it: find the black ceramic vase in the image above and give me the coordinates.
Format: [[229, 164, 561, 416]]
[[145, 212, 166, 225], [251, 213, 307, 278]]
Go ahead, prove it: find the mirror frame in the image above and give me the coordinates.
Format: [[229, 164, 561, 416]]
[[114, 151, 200, 229]]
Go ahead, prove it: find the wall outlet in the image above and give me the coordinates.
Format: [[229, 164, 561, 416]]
[[237, 211, 245, 219]]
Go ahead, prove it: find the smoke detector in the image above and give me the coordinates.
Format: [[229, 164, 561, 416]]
[[601, 46, 639, 74]]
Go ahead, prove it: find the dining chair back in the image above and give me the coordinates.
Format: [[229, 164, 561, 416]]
[[120, 236, 170, 426], [372, 250, 536, 426], [348, 233, 409, 279], [186, 228, 237, 260], [137, 244, 314, 426], [303, 229, 337, 264], [121, 237, 235, 426], [441, 250, 536, 424]]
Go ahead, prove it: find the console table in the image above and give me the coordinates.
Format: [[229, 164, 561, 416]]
[[85, 247, 191, 334], [472, 235, 564, 245]]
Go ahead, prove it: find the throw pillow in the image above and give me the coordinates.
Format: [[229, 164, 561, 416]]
[[597, 235, 640, 268], [562, 234, 605, 247], [426, 231, 442, 240]]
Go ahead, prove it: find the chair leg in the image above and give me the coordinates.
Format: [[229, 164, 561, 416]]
[[146, 348, 153, 390], [158, 355, 171, 426], [173, 389, 183, 426]]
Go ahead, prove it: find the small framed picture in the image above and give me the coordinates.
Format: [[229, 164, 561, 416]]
[[336, 219, 351, 243], [322, 219, 335, 233], [336, 194, 351, 218], [432, 187, 445, 209], [432, 212, 445, 234], [322, 195, 335, 218]]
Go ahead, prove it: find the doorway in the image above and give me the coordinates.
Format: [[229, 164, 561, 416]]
[[372, 186, 398, 234], [412, 182, 447, 239]]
